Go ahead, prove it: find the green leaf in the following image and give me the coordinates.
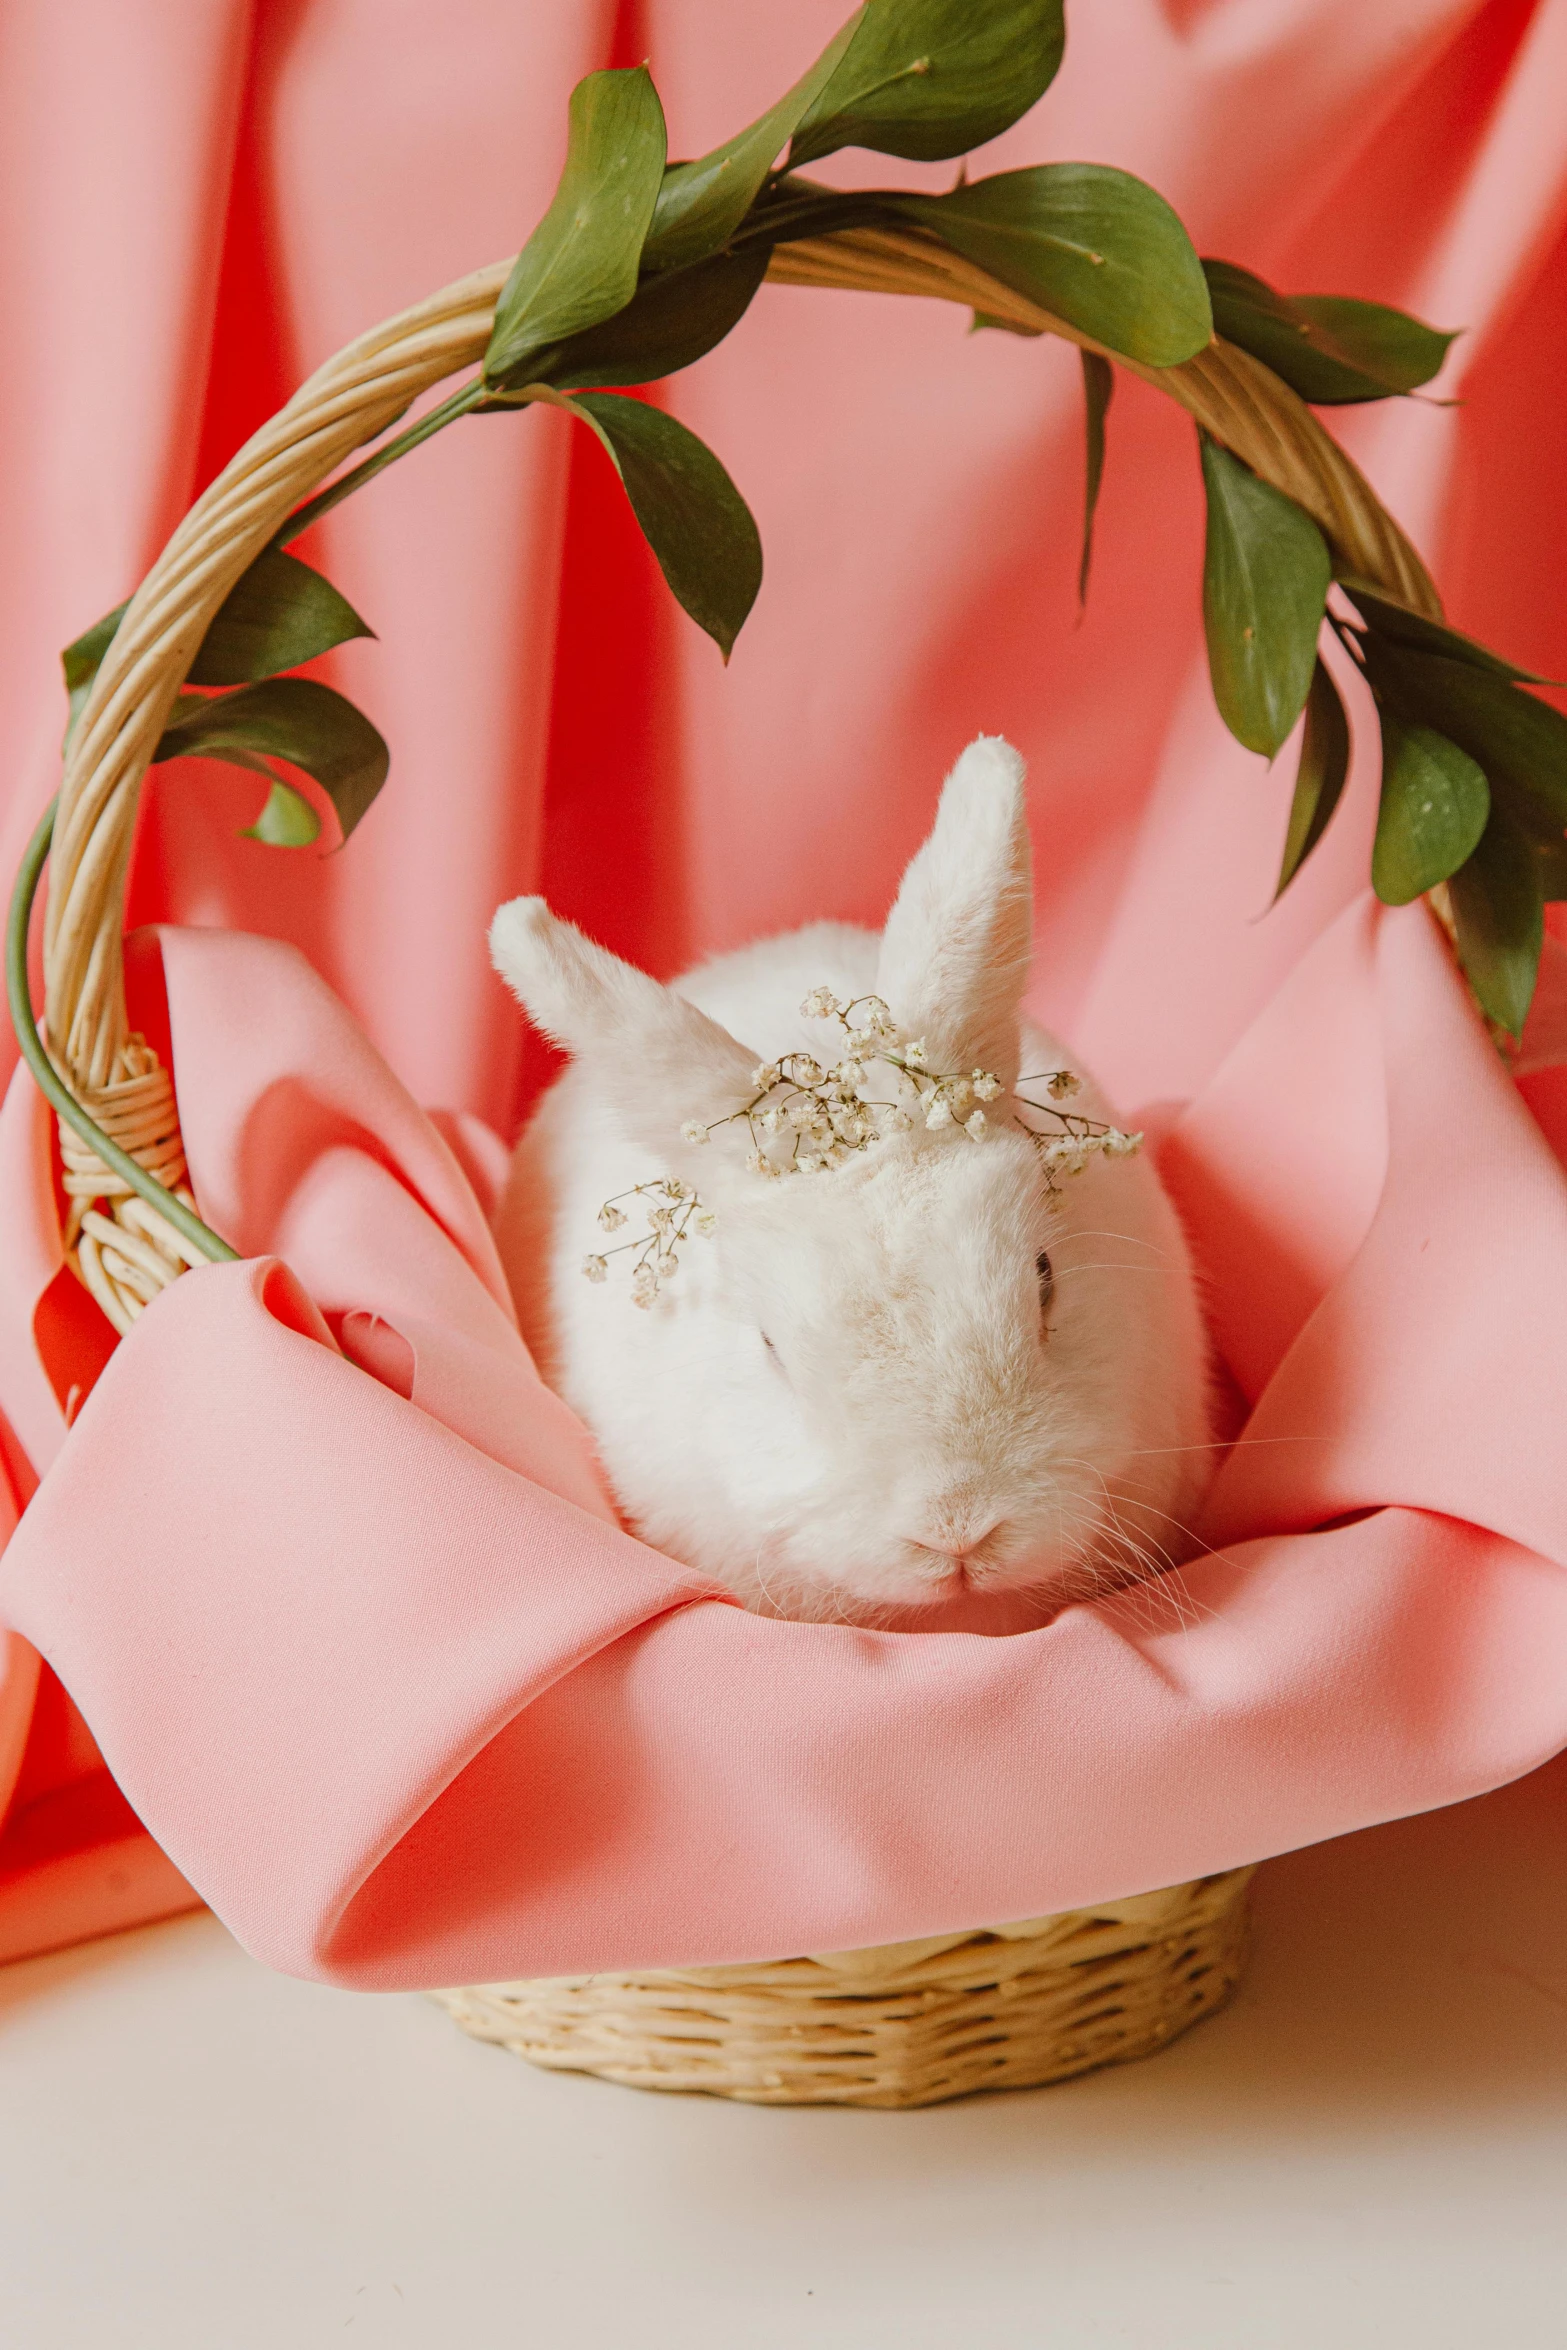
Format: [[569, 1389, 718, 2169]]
[[1078, 351, 1113, 608], [485, 67, 667, 389], [155, 678, 390, 841], [562, 393, 762, 659], [789, 0, 1065, 169], [1199, 435, 1331, 757], [62, 604, 124, 702], [1274, 658, 1351, 898], [538, 245, 771, 391], [1360, 639, 1567, 835], [188, 547, 374, 686], [61, 602, 126, 751], [241, 779, 322, 848], [61, 549, 373, 753], [1203, 259, 1456, 404], [1291, 294, 1456, 398], [1448, 807, 1543, 1039], [899, 164, 1212, 367], [1371, 716, 1489, 904], [643, 13, 864, 273], [1338, 577, 1556, 685]]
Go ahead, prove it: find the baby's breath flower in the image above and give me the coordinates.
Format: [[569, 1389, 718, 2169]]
[[788, 1054, 823, 1086], [582, 1254, 609, 1283], [760, 1106, 784, 1134], [798, 1153, 822, 1174], [648, 1205, 675, 1234], [751, 1062, 780, 1091], [664, 1179, 689, 1199], [1046, 1070, 1081, 1100], [965, 1110, 987, 1140], [847, 1030, 878, 1061], [1103, 1128, 1143, 1158], [830, 1061, 859, 1089], [597, 1203, 627, 1232], [655, 1253, 678, 1278], [694, 1207, 718, 1235], [800, 987, 840, 1019], [681, 1120, 709, 1144], [746, 1150, 768, 1176], [925, 1097, 953, 1131], [904, 1038, 928, 1068], [864, 998, 897, 1038], [972, 1071, 1002, 1103], [787, 1099, 815, 1129]]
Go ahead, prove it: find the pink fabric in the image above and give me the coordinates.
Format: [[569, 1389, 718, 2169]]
[[2, 0, 1567, 1971]]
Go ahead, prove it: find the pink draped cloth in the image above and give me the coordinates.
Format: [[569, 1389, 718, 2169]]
[[2, 0, 1566, 1973]]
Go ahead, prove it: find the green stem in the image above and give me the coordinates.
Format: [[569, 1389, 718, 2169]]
[[5, 800, 236, 1267], [269, 375, 490, 551]]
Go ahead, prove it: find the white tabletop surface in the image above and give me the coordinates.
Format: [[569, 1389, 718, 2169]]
[[2, 1752, 1564, 2350]]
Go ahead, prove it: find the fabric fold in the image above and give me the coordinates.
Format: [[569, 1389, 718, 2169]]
[[0, 904, 1563, 1987]]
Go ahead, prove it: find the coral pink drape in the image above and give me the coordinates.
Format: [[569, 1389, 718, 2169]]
[[1, 0, 1565, 1974]]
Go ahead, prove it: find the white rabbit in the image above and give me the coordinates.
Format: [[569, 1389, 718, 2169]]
[[491, 737, 1212, 1628]]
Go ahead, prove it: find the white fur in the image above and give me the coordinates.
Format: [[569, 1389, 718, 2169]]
[[492, 737, 1212, 1626]]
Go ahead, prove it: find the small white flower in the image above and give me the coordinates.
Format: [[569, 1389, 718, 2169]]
[[798, 1153, 821, 1174], [972, 1071, 1002, 1103], [655, 1253, 677, 1278], [681, 1120, 709, 1144], [663, 1178, 689, 1200], [1046, 1070, 1081, 1100], [965, 1110, 987, 1140], [834, 1111, 865, 1144], [904, 1038, 928, 1068], [746, 1150, 767, 1176], [694, 1207, 718, 1235], [597, 1203, 628, 1232], [648, 1206, 675, 1234], [788, 1054, 823, 1086], [582, 1254, 609, 1283], [831, 1061, 860, 1089], [925, 1097, 953, 1131], [864, 998, 897, 1038], [751, 1062, 780, 1091], [847, 1030, 878, 1062], [1104, 1127, 1143, 1158], [800, 987, 840, 1020], [787, 1099, 815, 1129], [884, 1105, 914, 1134], [632, 1288, 656, 1310], [760, 1106, 784, 1134]]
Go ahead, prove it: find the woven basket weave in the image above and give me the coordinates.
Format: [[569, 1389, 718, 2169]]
[[432, 1867, 1255, 2108], [28, 221, 1438, 2109]]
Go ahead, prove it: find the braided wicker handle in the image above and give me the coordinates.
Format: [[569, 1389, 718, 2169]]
[[35, 237, 1437, 1333]]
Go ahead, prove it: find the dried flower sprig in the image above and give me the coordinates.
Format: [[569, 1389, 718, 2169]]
[[581, 1177, 717, 1309], [584, 985, 1143, 1303]]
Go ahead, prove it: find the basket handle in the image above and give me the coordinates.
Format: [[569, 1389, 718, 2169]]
[[16, 238, 1436, 1333]]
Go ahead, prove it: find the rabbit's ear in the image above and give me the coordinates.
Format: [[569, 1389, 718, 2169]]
[[491, 898, 759, 1151], [875, 736, 1031, 1086]]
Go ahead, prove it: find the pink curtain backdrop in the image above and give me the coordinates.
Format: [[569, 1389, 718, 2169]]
[[1, 0, 1566, 1972]]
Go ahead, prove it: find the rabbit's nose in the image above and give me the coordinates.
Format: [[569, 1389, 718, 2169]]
[[911, 1515, 1002, 1561]]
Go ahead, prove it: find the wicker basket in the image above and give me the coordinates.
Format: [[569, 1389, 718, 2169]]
[[23, 219, 1436, 2110], [431, 1867, 1255, 2108]]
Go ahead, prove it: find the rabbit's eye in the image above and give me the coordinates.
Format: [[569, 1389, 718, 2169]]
[[1036, 1249, 1054, 1311]]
